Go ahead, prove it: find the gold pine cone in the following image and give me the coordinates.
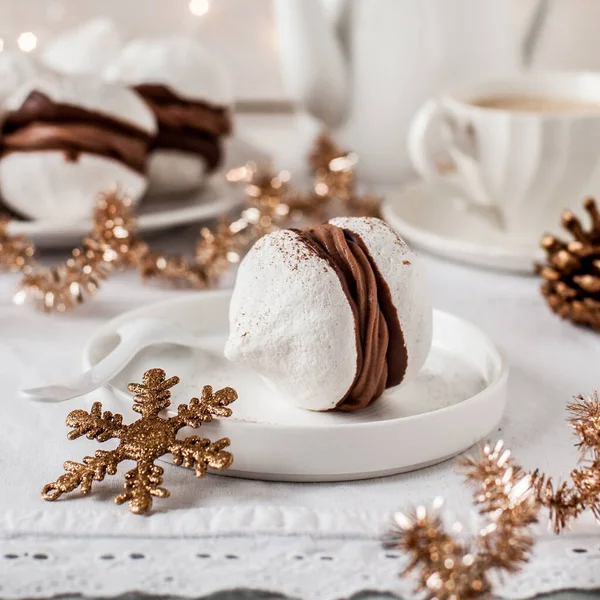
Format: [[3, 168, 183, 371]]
[[536, 198, 600, 330]]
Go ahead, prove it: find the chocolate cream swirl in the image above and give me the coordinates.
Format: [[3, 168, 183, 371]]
[[135, 84, 231, 136], [2, 123, 149, 172], [296, 224, 407, 411], [134, 84, 232, 172], [0, 91, 152, 173]]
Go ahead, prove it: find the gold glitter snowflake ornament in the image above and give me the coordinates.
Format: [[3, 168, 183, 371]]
[[42, 368, 237, 514]]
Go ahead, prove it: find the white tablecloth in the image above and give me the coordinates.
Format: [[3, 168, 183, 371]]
[[1, 116, 600, 599]]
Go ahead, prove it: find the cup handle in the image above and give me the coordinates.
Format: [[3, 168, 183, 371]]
[[408, 100, 505, 228], [408, 100, 453, 187]]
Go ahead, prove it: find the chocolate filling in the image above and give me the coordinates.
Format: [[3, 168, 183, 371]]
[[0, 91, 153, 173], [296, 224, 407, 411], [153, 128, 221, 170], [134, 84, 232, 172]]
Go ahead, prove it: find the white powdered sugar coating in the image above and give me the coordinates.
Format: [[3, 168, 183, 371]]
[[42, 18, 123, 76], [225, 229, 358, 411], [4, 72, 157, 134], [146, 150, 207, 196], [0, 51, 43, 109], [104, 37, 233, 105], [0, 152, 147, 221], [329, 217, 433, 386]]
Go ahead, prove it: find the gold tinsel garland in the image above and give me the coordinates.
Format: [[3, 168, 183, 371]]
[[0, 215, 36, 274], [388, 391, 600, 598], [532, 391, 600, 533], [0, 131, 380, 312], [386, 441, 538, 600], [12, 191, 142, 312]]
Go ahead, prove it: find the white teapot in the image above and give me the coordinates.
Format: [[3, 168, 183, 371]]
[[274, 0, 548, 183]]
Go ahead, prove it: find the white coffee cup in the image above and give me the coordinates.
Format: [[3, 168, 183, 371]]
[[408, 72, 600, 241]]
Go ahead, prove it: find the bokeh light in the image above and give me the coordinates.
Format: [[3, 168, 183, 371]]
[[18, 32, 37, 52], [189, 0, 210, 17]]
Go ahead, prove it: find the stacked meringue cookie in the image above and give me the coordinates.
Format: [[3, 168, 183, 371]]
[[225, 217, 433, 412], [0, 22, 232, 221], [105, 38, 233, 196], [0, 73, 156, 220], [41, 18, 123, 77]]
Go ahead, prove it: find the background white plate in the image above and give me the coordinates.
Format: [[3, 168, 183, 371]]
[[83, 291, 508, 482], [381, 178, 544, 274]]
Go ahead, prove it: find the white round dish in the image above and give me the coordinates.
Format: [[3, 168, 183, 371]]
[[82, 290, 508, 482], [5, 176, 243, 248], [381, 178, 544, 273]]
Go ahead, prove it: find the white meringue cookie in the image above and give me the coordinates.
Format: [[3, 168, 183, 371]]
[[226, 228, 358, 411], [105, 36, 232, 194], [146, 150, 207, 197], [225, 217, 433, 411], [104, 37, 233, 104], [0, 51, 43, 109], [0, 73, 156, 221], [0, 152, 147, 222], [42, 18, 122, 76]]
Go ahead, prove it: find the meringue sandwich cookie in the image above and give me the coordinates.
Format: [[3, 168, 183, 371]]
[[105, 37, 232, 195], [136, 84, 231, 171], [42, 18, 123, 76], [225, 217, 433, 412], [0, 74, 156, 221]]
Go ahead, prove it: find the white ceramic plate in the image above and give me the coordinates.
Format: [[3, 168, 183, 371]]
[[381, 178, 544, 273], [83, 290, 508, 482], [5, 176, 244, 248]]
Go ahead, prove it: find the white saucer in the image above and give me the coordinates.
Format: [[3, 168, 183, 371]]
[[82, 290, 508, 482], [381, 179, 543, 273], [5, 176, 244, 249]]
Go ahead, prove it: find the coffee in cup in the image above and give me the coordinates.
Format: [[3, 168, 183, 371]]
[[472, 94, 600, 113], [408, 73, 600, 241]]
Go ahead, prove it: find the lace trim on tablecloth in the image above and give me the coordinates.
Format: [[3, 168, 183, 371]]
[[2, 531, 600, 599]]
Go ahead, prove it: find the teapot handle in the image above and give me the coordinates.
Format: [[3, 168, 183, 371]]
[[521, 0, 550, 68], [273, 0, 349, 128]]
